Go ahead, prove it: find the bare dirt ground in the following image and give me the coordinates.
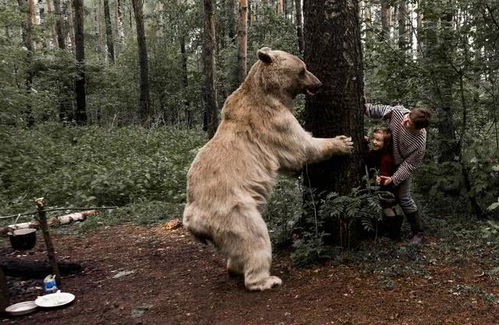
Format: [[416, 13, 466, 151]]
[[1, 224, 497, 325]]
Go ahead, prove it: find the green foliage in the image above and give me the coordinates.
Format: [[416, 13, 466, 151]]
[[0, 124, 205, 217], [320, 187, 388, 236], [248, 4, 300, 57], [480, 220, 499, 240], [263, 175, 303, 248], [363, 0, 499, 217], [291, 230, 331, 268], [291, 186, 392, 266]]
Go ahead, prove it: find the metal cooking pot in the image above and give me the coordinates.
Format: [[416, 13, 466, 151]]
[[9, 228, 37, 250]]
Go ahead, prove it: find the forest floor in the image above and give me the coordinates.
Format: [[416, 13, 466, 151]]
[[1, 222, 498, 325]]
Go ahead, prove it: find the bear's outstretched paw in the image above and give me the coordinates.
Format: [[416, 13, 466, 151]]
[[246, 276, 282, 291], [331, 135, 353, 155]]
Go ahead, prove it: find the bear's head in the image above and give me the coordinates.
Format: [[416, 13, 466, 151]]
[[245, 47, 322, 99]]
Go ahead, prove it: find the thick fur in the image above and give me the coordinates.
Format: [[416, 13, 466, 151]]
[[183, 48, 353, 291]]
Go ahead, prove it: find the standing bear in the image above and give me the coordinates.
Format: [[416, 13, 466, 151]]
[[183, 48, 353, 291]]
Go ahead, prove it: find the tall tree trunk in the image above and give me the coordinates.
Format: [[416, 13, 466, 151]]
[[29, 0, 35, 25], [397, 0, 407, 50], [132, 0, 152, 127], [180, 34, 192, 128], [53, 0, 65, 48], [381, 0, 390, 40], [364, 0, 372, 24], [65, 0, 76, 49], [103, 0, 115, 62], [226, 0, 236, 41], [416, 0, 423, 55], [73, 0, 87, 125], [115, 0, 125, 45], [248, 0, 253, 26], [18, 0, 35, 126], [277, 0, 284, 13], [46, 0, 58, 47], [303, 0, 365, 244], [202, 0, 218, 138], [295, 0, 303, 54], [237, 0, 248, 84], [96, 0, 104, 57]]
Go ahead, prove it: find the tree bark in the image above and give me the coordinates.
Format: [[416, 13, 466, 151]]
[[202, 0, 218, 138], [398, 0, 407, 50], [65, 0, 76, 50], [103, 0, 115, 62], [295, 0, 303, 53], [115, 0, 125, 44], [132, 0, 152, 127], [237, 0, 248, 84], [74, 0, 87, 125], [226, 0, 236, 41], [46, 0, 59, 48], [303, 0, 365, 244], [180, 34, 193, 128], [96, 0, 104, 57], [29, 0, 36, 25], [277, 0, 284, 13], [53, 0, 65, 49], [381, 0, 390, 40]]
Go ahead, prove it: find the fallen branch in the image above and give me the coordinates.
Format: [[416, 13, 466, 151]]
[[0, 210, 99, 235], [0, 206, 117, 220]]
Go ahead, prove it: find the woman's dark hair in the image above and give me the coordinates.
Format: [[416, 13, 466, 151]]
[[372, 127, 392, 153]]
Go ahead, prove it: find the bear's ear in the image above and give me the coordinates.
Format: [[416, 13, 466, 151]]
[[257, 47, 273, 64]]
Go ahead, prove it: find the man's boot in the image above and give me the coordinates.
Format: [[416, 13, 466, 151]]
[[406, 210, 424, 244], [387, 214, 403, 242]]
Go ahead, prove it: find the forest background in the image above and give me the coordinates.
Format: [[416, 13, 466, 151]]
[[0, 0, 498, 265]]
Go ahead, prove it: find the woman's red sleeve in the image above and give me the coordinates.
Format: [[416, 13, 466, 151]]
[[379, 154, 395, 177]]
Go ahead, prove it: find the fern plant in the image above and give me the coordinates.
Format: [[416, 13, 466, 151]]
[[291, 185, 393, 266]]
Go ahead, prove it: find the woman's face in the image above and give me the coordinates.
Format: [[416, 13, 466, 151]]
[[371, 132, 385, 150]]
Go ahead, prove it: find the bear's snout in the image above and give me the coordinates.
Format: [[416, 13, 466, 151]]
[[304, 78, 322, 96], [302, 71, 322, 96]]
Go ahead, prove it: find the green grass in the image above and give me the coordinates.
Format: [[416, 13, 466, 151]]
[[0, 123, 206, 227]]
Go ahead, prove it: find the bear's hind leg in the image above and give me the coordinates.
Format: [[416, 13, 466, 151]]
[[225, 207, 281, 291], [227, 257, 244, 277], [243, 244, 282, 291]]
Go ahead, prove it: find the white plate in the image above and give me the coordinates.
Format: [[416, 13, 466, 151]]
[[35, 291, 75, 308], [5, 301, 37, 316]]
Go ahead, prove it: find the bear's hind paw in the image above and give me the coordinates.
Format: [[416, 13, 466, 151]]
[[247, 276, 282, 291]]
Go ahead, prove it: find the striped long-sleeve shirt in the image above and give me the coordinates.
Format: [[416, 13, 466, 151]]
[[365, 104, 427, 186]]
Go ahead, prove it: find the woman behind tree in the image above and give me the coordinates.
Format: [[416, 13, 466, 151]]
[[364, 127, 402, 240], [364, 104, 432, 244]]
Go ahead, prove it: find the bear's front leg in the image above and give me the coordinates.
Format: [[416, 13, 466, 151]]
[[306, 135, 353, 164]]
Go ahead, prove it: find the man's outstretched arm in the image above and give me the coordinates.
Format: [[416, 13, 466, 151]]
[[365, 103, 395, 120]]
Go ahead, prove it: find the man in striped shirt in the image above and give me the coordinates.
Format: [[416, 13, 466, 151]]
[[365, 104, 432, 244]]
